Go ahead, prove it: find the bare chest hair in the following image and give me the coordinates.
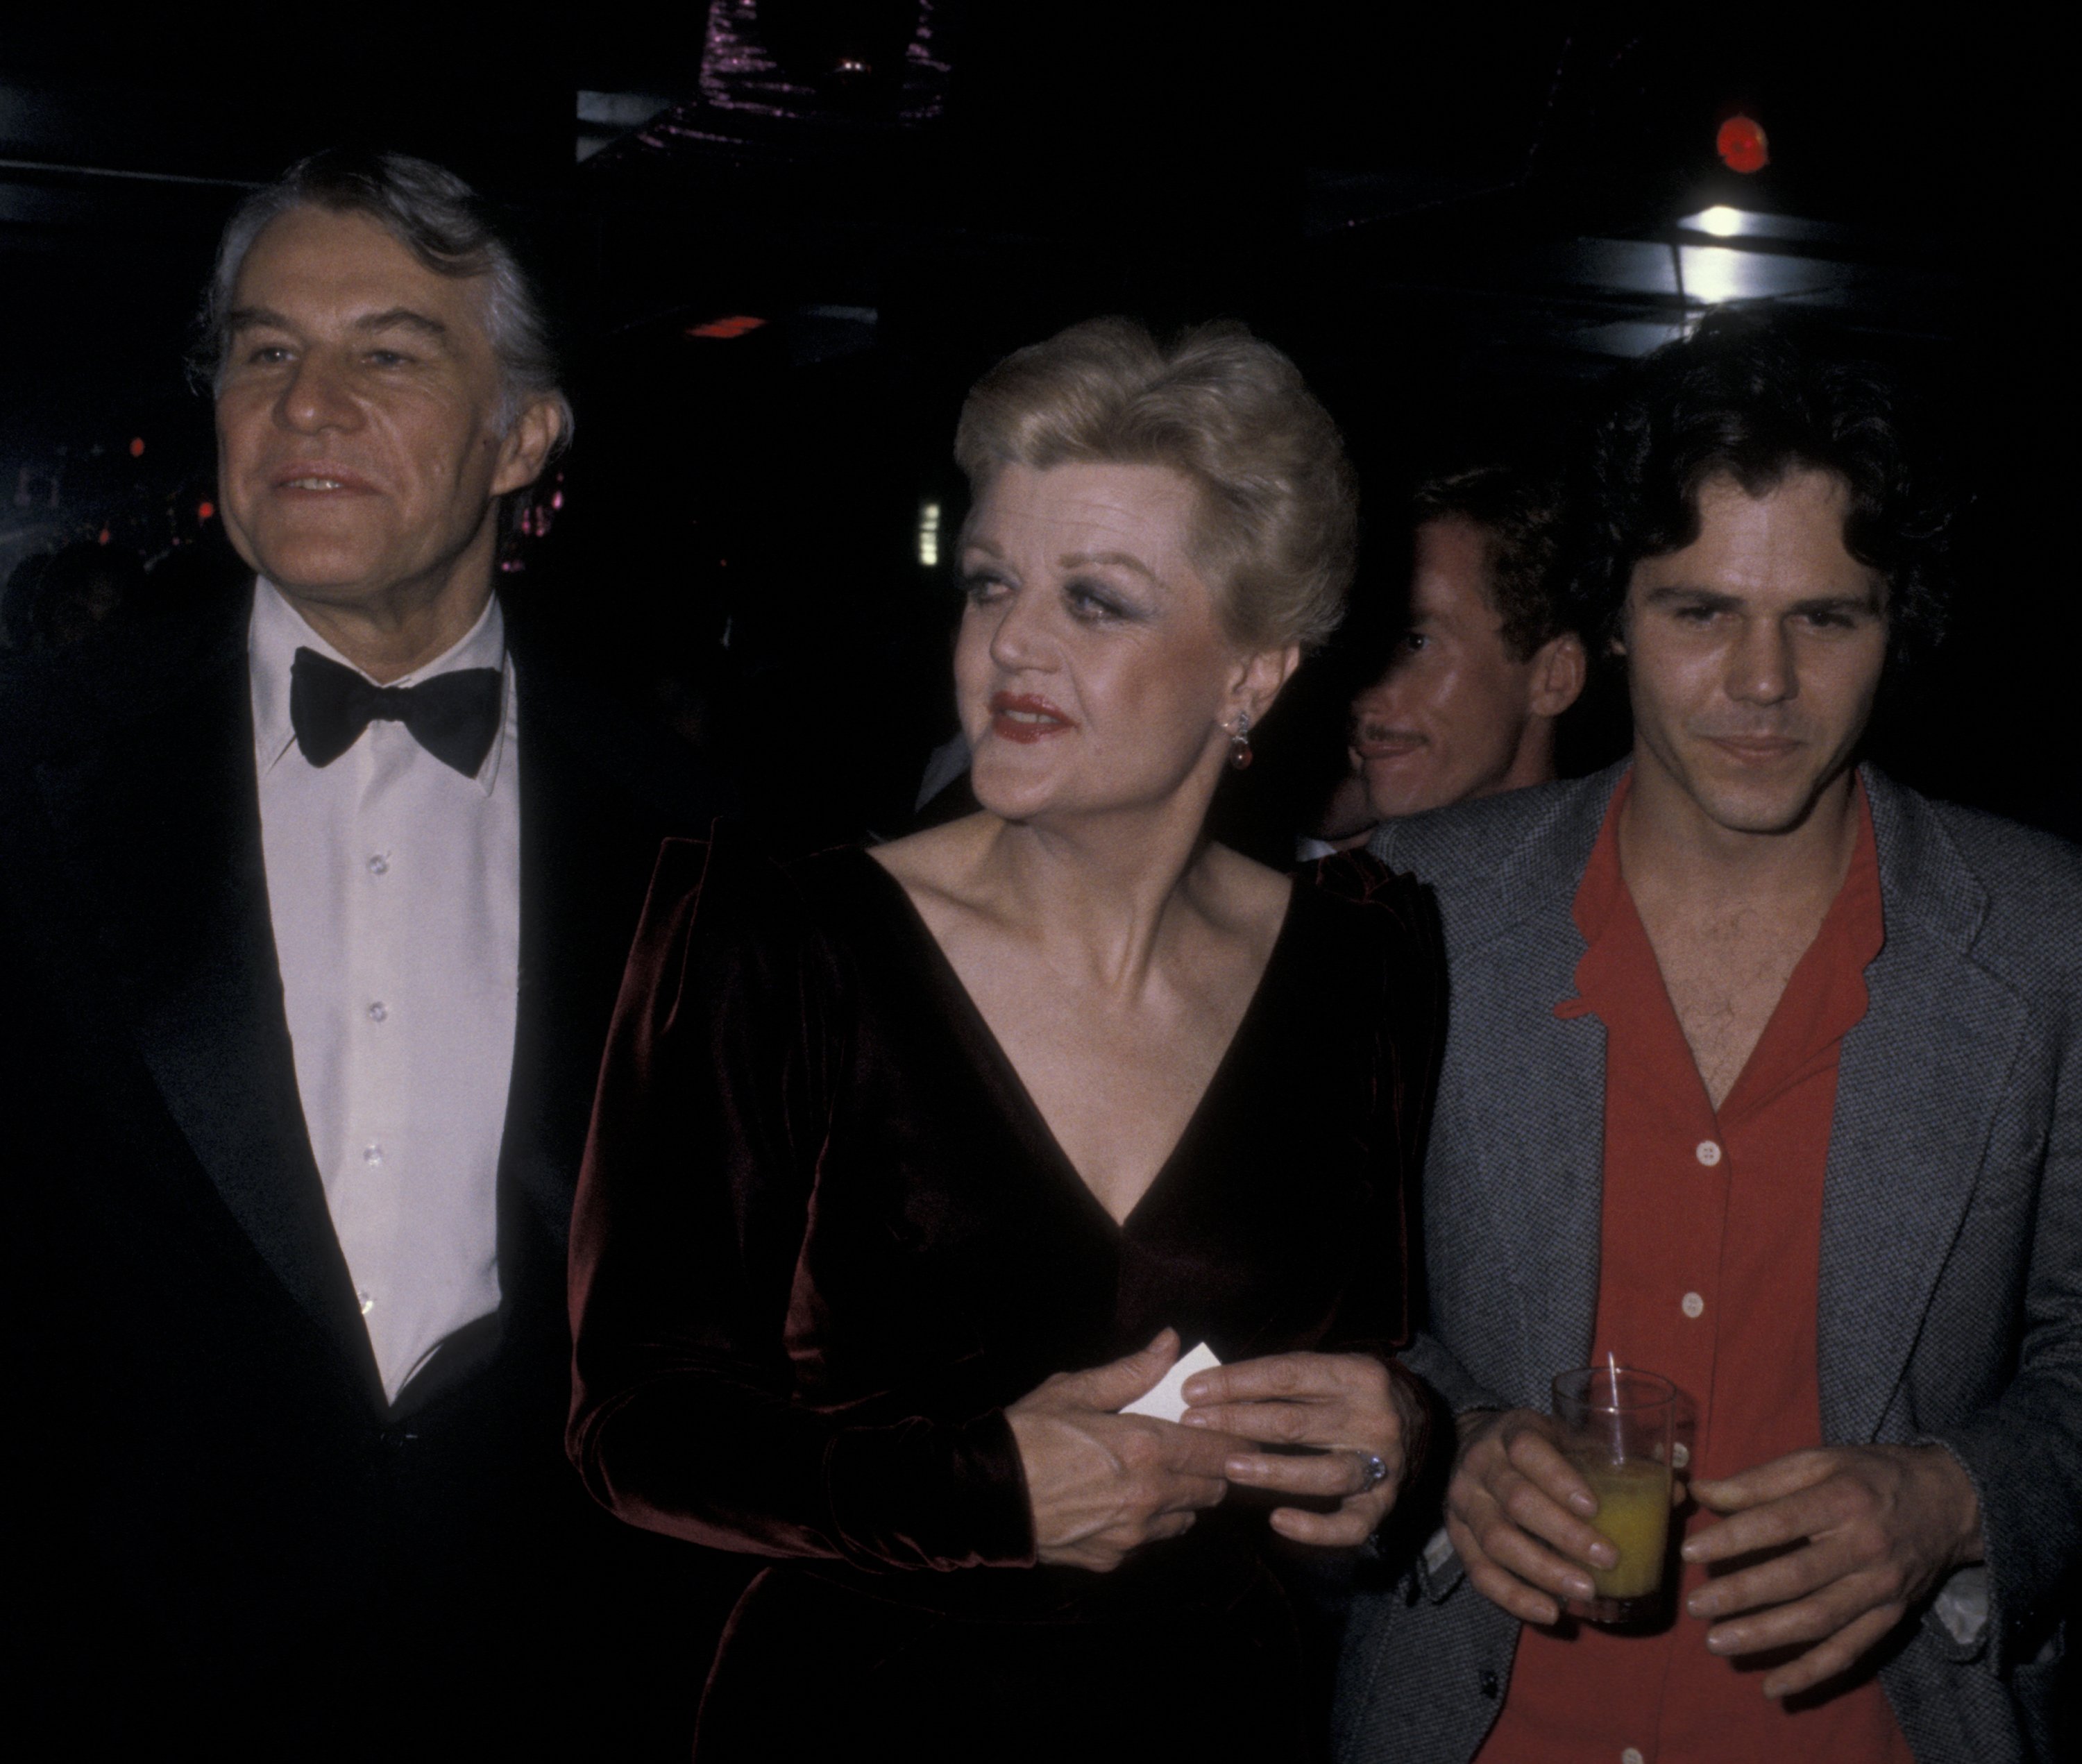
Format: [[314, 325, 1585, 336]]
[[1637, 898, 1826, 1112], [947, 933, 1264, 1226]]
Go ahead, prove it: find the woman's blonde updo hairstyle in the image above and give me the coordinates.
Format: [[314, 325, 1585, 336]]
[[952, 317, 1358, 652]]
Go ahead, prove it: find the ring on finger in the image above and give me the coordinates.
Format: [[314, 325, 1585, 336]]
[[1356, 1451, 1391, 1491]]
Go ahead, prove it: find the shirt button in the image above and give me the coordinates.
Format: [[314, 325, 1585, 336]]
[[1695, 1139, 1722, 1167], [362, 1142, 384, 1165], [1622, 1749, 1645, 1764], [357, 1289, 375, 1316], [367, 854, 390, 876], [1681, 1291, 1705, 1319], [367, 1001, 388, 1023], [1672, 1441, 1691, 1470]]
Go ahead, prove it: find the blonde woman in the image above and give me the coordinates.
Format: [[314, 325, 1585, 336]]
[[568, 319, 1444, 1758]]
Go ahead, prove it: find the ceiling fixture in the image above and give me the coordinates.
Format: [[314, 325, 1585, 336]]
[[1716, 115, 1769, 174], [1681, 247, 1753, 305]]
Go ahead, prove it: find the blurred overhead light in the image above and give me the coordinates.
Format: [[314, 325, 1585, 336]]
[[1678, 207, 1840, 246], [579, 90, 675, 127], [917, 500, 941, 568], [686, 315, 768, 339], [1716, 115, 1770, 174], [577, 91, 677, 164], [1682, 246, 1762, 305]]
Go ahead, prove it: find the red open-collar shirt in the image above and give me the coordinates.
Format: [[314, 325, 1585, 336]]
[[1475, 773, 1912, 1764]]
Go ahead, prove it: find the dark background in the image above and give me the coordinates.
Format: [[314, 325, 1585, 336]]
[[3, 6, 2074, 849]]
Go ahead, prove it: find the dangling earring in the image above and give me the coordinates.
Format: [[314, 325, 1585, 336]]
[[1227, 711, 1253, 771]]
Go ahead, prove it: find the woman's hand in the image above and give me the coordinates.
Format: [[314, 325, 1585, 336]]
[[1179, 1351, 1419, 1545], [1007, 1330, 1251, 1572]]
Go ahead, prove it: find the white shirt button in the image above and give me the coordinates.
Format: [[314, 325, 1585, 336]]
[[1622, 1749, 1645, 1764], [1681, 1291, 1705, 1319], [367, 1001, 388, 1023], [1695, 1139, 1722, 1167], [362, 1142, 384, 1166], [357, 1289, 375, 1316], [367, 853, 390, 876], [1671, 1442, 1691, 1470]]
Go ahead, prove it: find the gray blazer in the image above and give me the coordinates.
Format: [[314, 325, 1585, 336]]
[[1335, 763, 2080, 1764]]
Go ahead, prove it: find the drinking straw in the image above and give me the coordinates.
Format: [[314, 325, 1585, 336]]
[[1607, 1350, 1625, 1459]]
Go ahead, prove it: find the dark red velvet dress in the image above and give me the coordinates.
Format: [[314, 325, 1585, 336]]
[[568, 833, 1441, 1759]]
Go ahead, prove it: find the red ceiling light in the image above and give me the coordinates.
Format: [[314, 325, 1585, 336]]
[[128, 436, 146, 458], [685, 315, 768, 339], [196, 500, 216, 522], [1716, 115, 1770, 174]]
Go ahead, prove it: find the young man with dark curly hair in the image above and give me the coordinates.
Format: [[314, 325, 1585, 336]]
[[1337, 312, 2078, 1764]]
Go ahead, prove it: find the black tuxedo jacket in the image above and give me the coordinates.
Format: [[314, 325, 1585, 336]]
[[0, 588, 738, 1756]]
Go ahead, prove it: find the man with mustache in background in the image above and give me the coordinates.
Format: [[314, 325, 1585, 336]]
[[1308, 465, 1586, 852], [1337, 313, 2079, 1764], [0, 150, 726, 1754]]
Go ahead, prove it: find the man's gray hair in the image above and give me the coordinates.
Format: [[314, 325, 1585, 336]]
[[192, 148, 573, 450]]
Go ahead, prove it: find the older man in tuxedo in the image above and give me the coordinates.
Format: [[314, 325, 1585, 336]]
[[1, 151, 728, 1754]]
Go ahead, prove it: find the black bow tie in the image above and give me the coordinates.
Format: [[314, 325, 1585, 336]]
[[289, 647, 505, 777]]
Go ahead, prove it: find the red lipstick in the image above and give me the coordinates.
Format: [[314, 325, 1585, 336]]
[[988, 692, 1075, 744]]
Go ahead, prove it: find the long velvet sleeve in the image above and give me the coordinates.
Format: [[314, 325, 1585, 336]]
[[1305, 850, 1448, 1366], [566, 834, 1036, 1572]]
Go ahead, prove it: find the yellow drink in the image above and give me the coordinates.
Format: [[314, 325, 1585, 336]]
[[1577, 1457, 1671, 1601]]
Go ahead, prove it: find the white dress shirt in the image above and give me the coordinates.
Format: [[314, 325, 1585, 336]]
[[251, 582, 520, 1402]]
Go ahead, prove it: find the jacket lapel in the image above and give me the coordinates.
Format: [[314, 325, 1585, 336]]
[[493, 649, 720, 1330], [1449, 919, 1609, 1387], [1817, 769, 2029, 1444], [31, 610, 380, 1396], [1417, 768, 1621, 1399], [496, 677, 591, 1305]]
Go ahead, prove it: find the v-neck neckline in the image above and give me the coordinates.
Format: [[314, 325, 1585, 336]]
[[850, 849, 1304, 1234], [1563, 770, 1884, 1128]]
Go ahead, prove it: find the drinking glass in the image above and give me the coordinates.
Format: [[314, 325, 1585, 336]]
[[1550, 1365, 1677, 1625]]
